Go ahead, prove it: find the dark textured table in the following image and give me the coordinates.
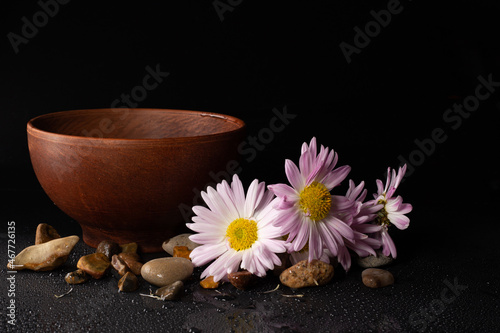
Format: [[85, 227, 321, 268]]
[[2, 189, 499, 333]]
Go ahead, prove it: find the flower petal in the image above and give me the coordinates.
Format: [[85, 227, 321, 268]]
[[381, 229, 397, 258], [388, 213, 410, 230], [285, 159, 304, 191], [267, 183, 298, 200], [321, 165, 351, 190]]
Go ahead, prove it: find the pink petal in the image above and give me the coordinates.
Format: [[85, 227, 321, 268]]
[[285, 159, 304, 191], [316, 221, 338, 256], [398, 203, 413, 215], [381, 230, 397, 258], [308, 223, 323, 261], [322, 165, 351, 190], [290, 216, 309, 252], [354, 224, 382, 234], [376, 179, 385, 196], [388, 213, 410, 230], [327, 217, 355, 241], [331, 195, 354, 211], [230, 174, 246, 212], [201, 187, 233, 221], [244, 179, 264, 218], [267, 183, 298, 200], [216, 180, 239, 219], [190, 243, 226, 267]]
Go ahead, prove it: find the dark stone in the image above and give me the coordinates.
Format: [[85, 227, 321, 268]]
[[35, 223, 61, 245], [111, 254, 130, 276], [65, 269, 90, 284], [362, 268, 395, 288], [155, 281, 184, 300], [118, 253, 143, 275], [227, 270, 259, 290], [95, 240, 121, 261], [118, 271, 139, 292], [77, 253, 111, 279]]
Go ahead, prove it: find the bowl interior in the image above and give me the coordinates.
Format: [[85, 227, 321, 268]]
[[29, 109, 244, 140]]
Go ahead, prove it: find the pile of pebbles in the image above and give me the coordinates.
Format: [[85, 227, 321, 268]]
[[7, 226, 396, 303], [163, 233, 396, 290]]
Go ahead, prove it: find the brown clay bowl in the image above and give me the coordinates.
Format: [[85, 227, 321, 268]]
[[27, 108, 245, 252]]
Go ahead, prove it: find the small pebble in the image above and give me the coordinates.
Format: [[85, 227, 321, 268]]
[[120, 242, 138, 254], [357, 250, 394, 268], [65, 269, 90, 284], [111, 254, 130, 276], [162, 234, 200, 256], [118, 252, 140, 262], [362, 268, 394, 288], [155, 281, 184, 300], [96, 240, 121, 260], [228, 270, 259, 290], [35, 223, 61, 245], [118, 272, 139, 292], [173, 246, 192, 260], [141, 257, 193, 287], [118, 253, 143, 276], [200, 276, 220, 289], [280, 259, 334, 289], [77, 253, 110, 279], [7, 236, 79, 271]]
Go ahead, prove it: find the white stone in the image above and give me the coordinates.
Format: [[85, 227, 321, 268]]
[[162, 233, 200, 255]]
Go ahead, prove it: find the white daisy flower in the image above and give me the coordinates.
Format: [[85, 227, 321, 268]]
[[187, 174, 286, 282]]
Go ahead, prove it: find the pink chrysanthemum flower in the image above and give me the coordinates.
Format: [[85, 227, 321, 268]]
[[268, 137, 355, 266], [187, 174, 286, 282], [339, 180, 383, 269], [367, 165, 413, 258]]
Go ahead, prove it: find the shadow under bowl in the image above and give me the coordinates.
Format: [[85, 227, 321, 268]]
[[27, 108, 246, 252]]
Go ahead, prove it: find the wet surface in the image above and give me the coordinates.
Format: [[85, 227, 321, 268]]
[[2, 190, 500, 332]]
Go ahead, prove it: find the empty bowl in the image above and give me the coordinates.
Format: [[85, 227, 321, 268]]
[[27, 108, 246, 252]]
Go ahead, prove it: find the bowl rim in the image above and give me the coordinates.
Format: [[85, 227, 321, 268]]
[[27, 108, 246, 144]]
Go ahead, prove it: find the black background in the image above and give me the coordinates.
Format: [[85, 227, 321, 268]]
[[2, 0, 500, 239], [3, 1, 499, 195], [2, 1, 500, 332]]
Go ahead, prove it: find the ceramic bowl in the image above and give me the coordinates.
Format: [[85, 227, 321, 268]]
[[27, 108, 245, 252]]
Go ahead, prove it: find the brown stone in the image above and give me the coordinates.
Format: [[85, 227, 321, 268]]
[[65, 269, 90, 284], [118, 252, 140, 262], [228, 270, 259, 290], [118, 272, 139, 292], [362, 268, 395, 288], [279, 259, 334, 289], [118, 253, 143, 275], [200, 276, 220, 289], [7, 236, 79, 271], [173, 246, 192, 260], [111, 254, 130, 276], [120, 242, 138, 254], [155, 281, 184, 300], [35, 223, 61, 245], [96, 240, 121, 260], [77, 253, 110, 279]]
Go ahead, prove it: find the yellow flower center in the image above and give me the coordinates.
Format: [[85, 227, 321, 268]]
[[225, 218, 258, 251], [376, 199, 390, 226], [299, 181, 332, 221]]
